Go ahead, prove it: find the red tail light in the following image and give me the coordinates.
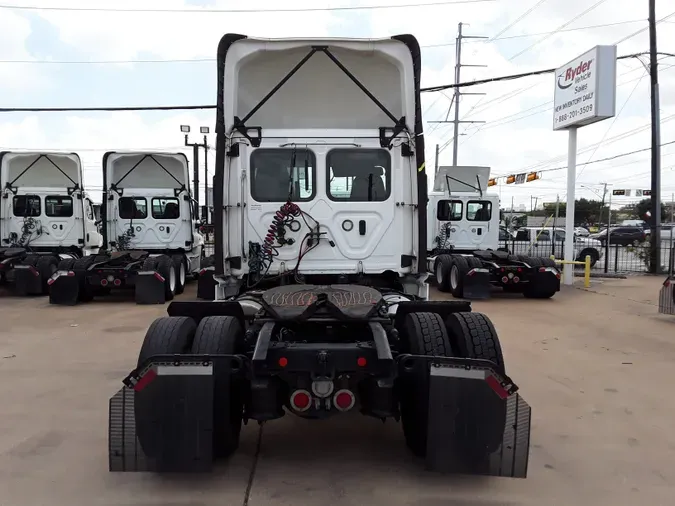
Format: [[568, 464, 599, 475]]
[[333, 389, 355, 412], [290, 390, 311, 412]]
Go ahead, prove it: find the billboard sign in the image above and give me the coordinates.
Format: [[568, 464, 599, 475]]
[[553, 45, 617, 131]]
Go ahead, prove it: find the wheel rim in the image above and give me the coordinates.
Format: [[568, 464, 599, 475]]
[[436, 262, 444, 284], [169, 266, 176, 292], [450, 264, 459, 289], [180, 262, 186, 285]]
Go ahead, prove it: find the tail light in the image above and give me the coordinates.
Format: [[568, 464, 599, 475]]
[[290, 390, 312, 412], [333, 389, 355, 412]]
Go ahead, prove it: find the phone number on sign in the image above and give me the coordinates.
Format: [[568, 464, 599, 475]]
[[556, 104, 593, 123]]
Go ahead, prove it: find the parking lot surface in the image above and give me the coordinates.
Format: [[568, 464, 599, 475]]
[[1, 277, 674, 506]]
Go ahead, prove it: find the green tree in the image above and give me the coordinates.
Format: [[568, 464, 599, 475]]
[[634, 198, 669, 222], [541, 198, 608, 225]]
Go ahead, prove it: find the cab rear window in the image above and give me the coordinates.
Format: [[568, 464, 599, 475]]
[[13, 195, 41, 217]]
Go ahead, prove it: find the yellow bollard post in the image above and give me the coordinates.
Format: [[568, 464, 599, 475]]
[[584, 255, 591, 288]]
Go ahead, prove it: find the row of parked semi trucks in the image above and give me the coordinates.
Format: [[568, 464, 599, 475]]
[[0, 150, 206, 304], [1, 150, 565, 304]]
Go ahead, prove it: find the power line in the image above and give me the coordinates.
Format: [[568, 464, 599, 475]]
[[0, 0, 494, 14], [614, 9, 675, 44], [2, 52, 670, 113], [0, 20, 645, 65], [487, 0, 549, 42], [421, 51, 657, 92], [508, 0, 608, 61], [576, 68, 648, 179], [0, 105, 215, 112], [493, 140, 675, 181]]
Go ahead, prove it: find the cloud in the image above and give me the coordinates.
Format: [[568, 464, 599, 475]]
[[0, 0, 674, 209]]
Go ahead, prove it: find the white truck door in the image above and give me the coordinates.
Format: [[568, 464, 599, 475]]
[[43, 193, 81, 246]]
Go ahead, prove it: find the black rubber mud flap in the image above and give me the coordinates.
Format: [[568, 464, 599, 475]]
[[48, 270, 80, 305], [462, 267, 491, 300], [14, 263, 42, 296], [135, 270, 167, 305], [424, 362, 531, 478], [197, 268, 217, 300], [659, 276, 675, 315], [109, 361, 215, 472]]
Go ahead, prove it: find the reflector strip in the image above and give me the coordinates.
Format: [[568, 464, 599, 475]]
[[133, 368, 157, 391], [486, 374, 509, 399], [429, 364, 487, 380], [155, 364, 213, 376]]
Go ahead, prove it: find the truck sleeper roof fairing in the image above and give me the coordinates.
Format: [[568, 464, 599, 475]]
[[0, 151, 83, 193], [101, 151, 192, 250], [213, 33, 427, 276]]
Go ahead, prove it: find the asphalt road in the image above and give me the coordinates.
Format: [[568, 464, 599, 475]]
[[1, 277, 674, 506]]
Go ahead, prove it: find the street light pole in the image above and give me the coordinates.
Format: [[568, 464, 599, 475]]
[[180, 125, 210, 223]]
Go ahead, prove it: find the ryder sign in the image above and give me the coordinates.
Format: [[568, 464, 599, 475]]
[[553, 45, 617, 131]]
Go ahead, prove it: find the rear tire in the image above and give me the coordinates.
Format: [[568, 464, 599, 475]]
[[142, 255, 175, 301], [449, 255, 469, 298], [36, 255, 58, 294], [576, 248, 598, 267], [73, 255, 97, 302], [191, 316, 245, 458], [172, 254, 186, 295], [444, 312, 507, 455], [434, 254, 453, 292], [523, 257, 558, 299], [137, 316, 196, 367], [135, 317, 197, 459], [399, 312, 451, 457]]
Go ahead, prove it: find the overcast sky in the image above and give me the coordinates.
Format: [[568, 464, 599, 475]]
[[1, 0, 674, 209]]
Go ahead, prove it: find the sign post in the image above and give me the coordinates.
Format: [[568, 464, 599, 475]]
[[553, 45, 617, 285]]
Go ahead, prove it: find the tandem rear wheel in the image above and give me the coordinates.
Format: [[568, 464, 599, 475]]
[[133, 315, 247, 467], [398, 311, 507, 462]]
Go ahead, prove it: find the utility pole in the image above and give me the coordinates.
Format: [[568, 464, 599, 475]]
[[649, 0, 662, 273], [428, 22, 487, 168], [181, 125, 210, 223]]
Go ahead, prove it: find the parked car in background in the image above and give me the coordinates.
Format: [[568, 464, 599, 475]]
[[589, 226, 646, 246], [505, 227, 603, 267], [499, 225, 514, 241]]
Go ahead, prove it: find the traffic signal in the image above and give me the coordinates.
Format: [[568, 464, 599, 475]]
[[612, 189, 626, 196], [487, 178, 497, 187], [526, 172, 540, 182], [506, 175, 516, 184]]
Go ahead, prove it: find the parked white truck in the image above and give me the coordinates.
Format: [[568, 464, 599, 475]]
[[427, 165, 561, 299], [107, 34, 531, 479], [48, 151, 205, 304], [0, 151, 101, 295]]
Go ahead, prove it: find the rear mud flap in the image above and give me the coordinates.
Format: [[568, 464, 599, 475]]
[[463, 268, 491, 300], [109, 361, 215, 472], [14, 265, 42, 295], [197, 269, 217, 300], [422, 360, 531, 478], [531, 270, 561, 293], [658, 277, 675, 315], [48, 270, 80, 305], [135, 271, 166, 305]]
